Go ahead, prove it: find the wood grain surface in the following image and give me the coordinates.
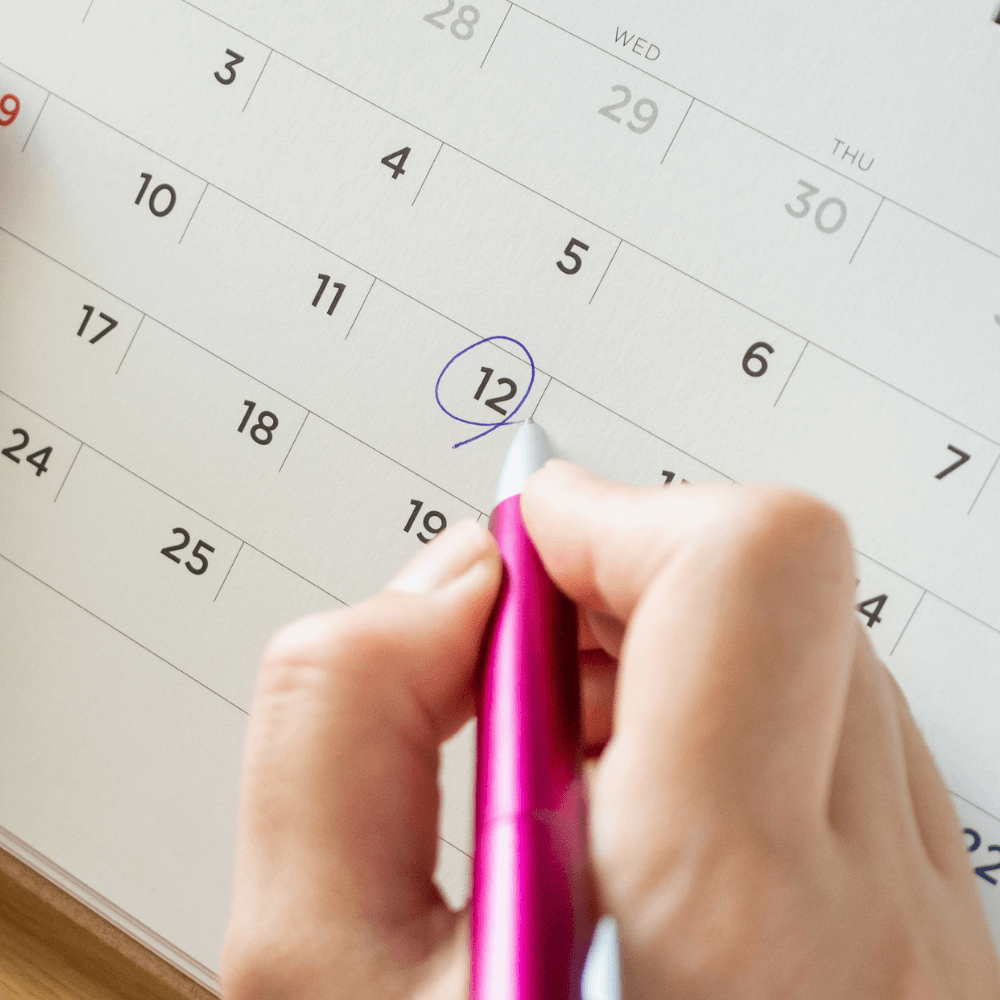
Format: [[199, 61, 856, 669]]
[[0, 848, 216, 1000]]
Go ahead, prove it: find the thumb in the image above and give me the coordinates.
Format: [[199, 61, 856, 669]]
[[222, 519, 500, 998]]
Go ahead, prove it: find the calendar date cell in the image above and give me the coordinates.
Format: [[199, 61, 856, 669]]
[[194, 545, 342, 711], [221, 56, 439, 255], [834, 202, 1000, 443], [3, 447, 242, 650], [892, 597, 1000, 822], [467, 8, 691, 237], [560, 243, 803, 474], [400, 147, 619, 345], [0, 233, 143, 433], [0, 66, 46, 166], [66, 0, 269, 176], [270, 415, 479, 603], [760, 347, 999, 592], [101, 319, 307, 531], [532, 378, 731, 491], [634, 103, 881, 331], [2, 99, 206, 291], [166, 189, 374, 404], [952, 797, 1000, 950], [0, 392, 79, 505], [851, 552, 923, 661]]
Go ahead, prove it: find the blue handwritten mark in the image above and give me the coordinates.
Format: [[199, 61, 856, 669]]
[[435, 336, 536, 449]]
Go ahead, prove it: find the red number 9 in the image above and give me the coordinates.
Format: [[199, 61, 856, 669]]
[[0, 94, 20, 127]]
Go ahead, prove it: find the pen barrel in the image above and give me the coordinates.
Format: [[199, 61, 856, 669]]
[[470, 495, 587, 1000]]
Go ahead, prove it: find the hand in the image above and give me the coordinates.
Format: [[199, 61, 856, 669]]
[[220, 465, 1000, 999], [521, 463, 999, 998]]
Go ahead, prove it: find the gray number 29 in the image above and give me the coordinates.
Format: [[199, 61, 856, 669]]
[[598, 85, 658, 134], [785, 179, 848, 234]]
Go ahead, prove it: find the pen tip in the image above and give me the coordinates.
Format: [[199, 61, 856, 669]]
[[494, 420, 552, 507]]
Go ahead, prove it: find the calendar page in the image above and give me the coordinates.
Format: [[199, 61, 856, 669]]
[[2, 0, 1000, 988]]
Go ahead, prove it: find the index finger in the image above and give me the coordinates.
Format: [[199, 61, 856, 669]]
[[520, 461, 858, 826]]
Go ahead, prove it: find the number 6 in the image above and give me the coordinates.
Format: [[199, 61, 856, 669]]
[[742, 341, 774, 377]]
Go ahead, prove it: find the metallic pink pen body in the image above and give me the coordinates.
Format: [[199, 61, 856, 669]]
[[470, 422, 589, 1000]]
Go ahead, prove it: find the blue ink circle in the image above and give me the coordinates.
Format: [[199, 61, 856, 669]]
[[435, 336, 536, 449]]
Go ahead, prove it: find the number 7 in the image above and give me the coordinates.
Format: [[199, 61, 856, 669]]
[[935, 445, 970, 480]]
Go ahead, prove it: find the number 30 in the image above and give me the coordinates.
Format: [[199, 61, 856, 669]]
[[785, 180, 847, 235]]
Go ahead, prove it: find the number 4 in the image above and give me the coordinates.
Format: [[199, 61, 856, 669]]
[[856, 594, 887, 628], [381, 147, 410, 180]]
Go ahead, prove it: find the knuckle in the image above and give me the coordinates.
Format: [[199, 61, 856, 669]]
[[258, 603, 397, 689], [739, 486, 850, 553], [714, 486, 854, 584], [263, 606, 378, 669]]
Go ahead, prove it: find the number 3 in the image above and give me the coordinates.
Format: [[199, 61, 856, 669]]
[[214, 49, 245, 86]]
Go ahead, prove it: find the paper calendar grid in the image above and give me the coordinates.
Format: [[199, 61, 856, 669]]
[[1, 0, 999, 984]]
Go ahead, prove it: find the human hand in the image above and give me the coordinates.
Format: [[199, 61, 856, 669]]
[[521, 462, 1000, 998], [220, 465, 1000, 999]]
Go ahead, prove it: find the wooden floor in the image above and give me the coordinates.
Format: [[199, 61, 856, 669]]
[[0, 849, 215, 1000]]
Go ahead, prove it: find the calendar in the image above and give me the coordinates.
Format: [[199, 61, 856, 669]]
[[1, 0, 999, 988]]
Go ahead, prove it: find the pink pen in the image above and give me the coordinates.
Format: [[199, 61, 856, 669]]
[[470, 420, 589, 999]]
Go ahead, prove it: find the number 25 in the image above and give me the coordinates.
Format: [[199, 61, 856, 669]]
[[161, 528, 215, 575]]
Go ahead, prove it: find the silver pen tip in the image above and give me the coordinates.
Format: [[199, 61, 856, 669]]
[[494, 420, 553, 507]]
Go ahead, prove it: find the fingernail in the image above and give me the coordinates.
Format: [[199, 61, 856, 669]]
[[387, 519, 493, 594]]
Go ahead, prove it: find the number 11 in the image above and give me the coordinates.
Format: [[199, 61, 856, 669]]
[[313, 274, 346, 315]]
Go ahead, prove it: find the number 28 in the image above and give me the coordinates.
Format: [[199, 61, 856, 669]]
[[424, 0, 479, 39]]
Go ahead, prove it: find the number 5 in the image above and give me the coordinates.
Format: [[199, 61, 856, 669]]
[[185, 539, 215, 576], [556, 238, 590, 275]]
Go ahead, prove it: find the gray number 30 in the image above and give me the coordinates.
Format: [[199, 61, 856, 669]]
[[785, 179, 847, 234]]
